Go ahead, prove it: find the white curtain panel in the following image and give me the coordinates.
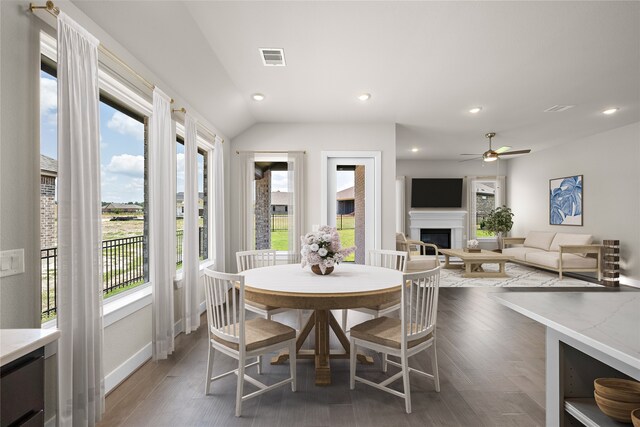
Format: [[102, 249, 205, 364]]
[[183, 114, 199, 334], [395, 176, 406, 234], [213, 137, 226, 271], [467, 176, 478, 240], [150, 88, 176, 359], [287, 152, 305, 263], [56, 12, 105, 426], [496, 175, 506, 207], [238, 152, 256, 252]]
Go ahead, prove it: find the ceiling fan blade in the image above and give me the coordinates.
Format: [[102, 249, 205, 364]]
[[495, 146, 512, 154], [460, 153, 482, 156], [499, 149, 531, 156], [459, 156, 481, 163]]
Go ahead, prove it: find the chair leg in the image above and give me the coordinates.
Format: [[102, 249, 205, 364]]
[[342, 309, 348, 331], [431, 343, 440, 392], [382, 353, 388, 373], [267, 312, 272, 321], [349, 338, 357, 390], [289, 341, 297, 392], [402, 353, 411, 414], [205, 345, 214, 395], [235, 356, 245, 417], [298, 309, 304, 331], [257, 355, 262, 375]]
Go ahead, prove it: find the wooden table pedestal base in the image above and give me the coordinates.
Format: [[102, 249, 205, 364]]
[[270, 309, 373, 385]]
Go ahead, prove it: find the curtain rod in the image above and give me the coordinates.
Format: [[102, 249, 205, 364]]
[[236, 150, 306, 155], [30, 1, 173, 104], [172, 107, 223, 144]]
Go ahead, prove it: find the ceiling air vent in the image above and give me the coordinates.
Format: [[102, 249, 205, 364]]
[[259, 48, 286, 66], [544, 105, 575, 112]]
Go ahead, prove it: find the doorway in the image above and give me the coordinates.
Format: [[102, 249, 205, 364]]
[[321, 152, 381, 263]]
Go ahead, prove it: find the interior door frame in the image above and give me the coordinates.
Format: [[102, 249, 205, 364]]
[[320, 151, 382, 252]]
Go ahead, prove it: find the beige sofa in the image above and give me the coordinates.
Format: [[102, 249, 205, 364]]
[[503, 231, 602, 280], [395, 233, 440, 272]]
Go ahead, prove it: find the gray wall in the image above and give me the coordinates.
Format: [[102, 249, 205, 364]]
[[0, 1, 45, 328], [396, 159, 503, 238], [507, 122, 640, 286], [230, 123, 396, 272]]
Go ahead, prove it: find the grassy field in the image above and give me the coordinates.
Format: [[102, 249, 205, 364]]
[[271, 216, 355, 262]]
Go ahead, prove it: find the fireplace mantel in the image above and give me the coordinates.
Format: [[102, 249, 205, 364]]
[[408, 210, 467, 249]]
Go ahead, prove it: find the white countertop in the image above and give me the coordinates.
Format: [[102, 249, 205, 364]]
[[490, 292, 640, 369], [0, 328, 60, 366]]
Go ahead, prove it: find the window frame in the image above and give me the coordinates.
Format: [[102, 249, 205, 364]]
[[472, 178, 499, 242]]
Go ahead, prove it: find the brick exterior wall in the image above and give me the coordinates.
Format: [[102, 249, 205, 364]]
[[476, 193, 495, 222], [255, 170, 271, 250], [354, 165, 366, 264], [40, 175, 57, 248]]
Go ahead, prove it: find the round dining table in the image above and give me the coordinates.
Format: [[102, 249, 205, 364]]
[[240, 263, 403, 385]]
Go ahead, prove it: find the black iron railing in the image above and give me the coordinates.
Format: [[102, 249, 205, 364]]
[[41, 228, 204, 319], [270, 213, 355, 232]]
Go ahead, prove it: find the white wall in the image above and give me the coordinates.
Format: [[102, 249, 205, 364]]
[[507, 122, 640, 286], [229, 123, 396, 271], [396, 159, 506, 240]]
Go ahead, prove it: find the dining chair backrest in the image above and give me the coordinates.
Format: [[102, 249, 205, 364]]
[[204, 269, 245, 348], [400, 267, 440, 346], [236, 249, 277, 273], [367, 249, 408, 272]]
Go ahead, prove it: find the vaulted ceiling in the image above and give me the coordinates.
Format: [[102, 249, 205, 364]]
[[73, 1, 639, 159]]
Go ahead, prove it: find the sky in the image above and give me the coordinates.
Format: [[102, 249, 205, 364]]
[[41, 70, 203, 204]]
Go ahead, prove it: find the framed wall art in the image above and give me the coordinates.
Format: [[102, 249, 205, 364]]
[[549, 175, 583, 226]]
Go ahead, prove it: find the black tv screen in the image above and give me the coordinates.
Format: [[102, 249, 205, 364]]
[[411, 178, 463, 208]]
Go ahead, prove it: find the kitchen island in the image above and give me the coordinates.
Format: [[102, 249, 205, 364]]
[[490, 292, 639, 427]]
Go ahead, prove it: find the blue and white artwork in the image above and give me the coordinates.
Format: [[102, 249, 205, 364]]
[[549, 175, 583, 225]]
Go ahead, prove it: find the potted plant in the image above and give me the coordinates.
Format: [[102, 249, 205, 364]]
[[484, 206, 514, 250]]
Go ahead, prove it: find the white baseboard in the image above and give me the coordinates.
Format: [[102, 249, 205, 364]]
[[104, 342, 152, 393], [621, 275, 640, 288]]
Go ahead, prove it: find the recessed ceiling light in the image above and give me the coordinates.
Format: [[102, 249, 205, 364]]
[[358, 93, 371, 101], [602, 107, 619, 115], [411, 148, 419, 153], [469, 107, 482, 114], [251, 93, 265, 101]]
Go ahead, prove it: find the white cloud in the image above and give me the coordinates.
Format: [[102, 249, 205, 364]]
[[271, 171, 288, 192], [40, 76, 57, 124], [107, 111, 143, 140], [105, 154, 144, 177], [177, 153, 185, 175]]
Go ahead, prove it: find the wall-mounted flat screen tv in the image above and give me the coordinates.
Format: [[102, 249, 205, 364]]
[[411, 178, 463, 208]]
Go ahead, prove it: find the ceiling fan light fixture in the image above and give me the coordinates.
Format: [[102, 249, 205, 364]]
[[469, 106, 482, 114], [251, 93, 265, 101], [358, 93, 371, 101], [602, 107, 619, 115], [483, 151, 499, 162], [411, 147, 419, 153]]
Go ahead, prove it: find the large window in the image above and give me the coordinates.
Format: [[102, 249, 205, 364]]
[[472, 179, 498, 239], [176, 136, 208, 267], [254, 159, 289, 251], [39, 33, 151, 322]]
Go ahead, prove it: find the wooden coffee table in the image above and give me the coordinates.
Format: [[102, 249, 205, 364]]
[[438, 248, 513, 278]]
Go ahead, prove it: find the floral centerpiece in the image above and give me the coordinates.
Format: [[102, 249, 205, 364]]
[[301, 226, 356, 275]]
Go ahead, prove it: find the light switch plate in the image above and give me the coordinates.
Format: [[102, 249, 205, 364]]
[[0, 249, 25, 278]]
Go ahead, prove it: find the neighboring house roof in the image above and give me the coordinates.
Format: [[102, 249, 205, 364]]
[[103, 203, 143, 211], [336, 186, 354, 201], [176, 192, 205, 202], [40, 154, 58, 177], [271, 191, 290, 206], [475, 183, 496, 195]]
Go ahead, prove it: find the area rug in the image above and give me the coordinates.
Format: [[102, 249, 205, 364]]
[[439, 262, 602, 287]]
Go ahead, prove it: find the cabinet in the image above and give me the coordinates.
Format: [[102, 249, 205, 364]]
[[0, 348, 44, 426]]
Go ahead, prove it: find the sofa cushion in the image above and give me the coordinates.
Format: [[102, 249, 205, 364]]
[[524, 231, 557, 251], [526, 252, 597, 269], [502, 247, 544, 262], [549, 233, 593, 257]]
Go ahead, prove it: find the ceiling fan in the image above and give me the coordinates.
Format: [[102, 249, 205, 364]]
[[460, 132, 531, 162]]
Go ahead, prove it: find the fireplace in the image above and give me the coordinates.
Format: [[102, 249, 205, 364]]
[[420, 228, 451, 255], [409, 210, 467, 249]]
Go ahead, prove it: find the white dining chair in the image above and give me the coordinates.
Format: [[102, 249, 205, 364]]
[[349, 267, 441, 414], [204, 269, 297, 417], [341, 249, 408, 331], [236, 249, 304, 330]]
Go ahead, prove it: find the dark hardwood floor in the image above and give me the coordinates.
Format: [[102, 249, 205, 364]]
[[99, 286, 629, 427]]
